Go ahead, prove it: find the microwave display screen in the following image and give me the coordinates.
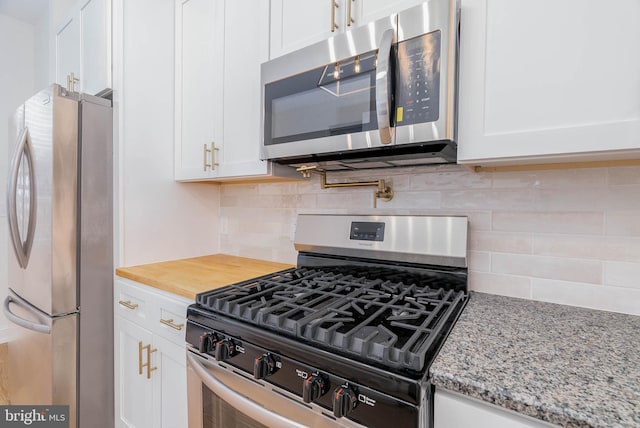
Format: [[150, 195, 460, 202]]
[[395, 30, 441, 125], [264, 52, 379, 146]]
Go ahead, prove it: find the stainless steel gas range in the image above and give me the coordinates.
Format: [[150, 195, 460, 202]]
[[185, 214, 468, 428]]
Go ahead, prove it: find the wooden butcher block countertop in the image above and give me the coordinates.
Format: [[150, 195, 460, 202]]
[[115, 254, 294, 300]]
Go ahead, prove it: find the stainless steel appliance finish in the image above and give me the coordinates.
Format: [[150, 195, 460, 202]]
[[294, 214, 468, 268], [186, 214, 468, 428], [261, 0, 460, 170], [3, 84, 113, 428]]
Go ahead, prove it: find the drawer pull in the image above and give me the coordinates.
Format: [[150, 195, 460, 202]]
[[119, 300, 139, 310], [160, 318, 184, 331]]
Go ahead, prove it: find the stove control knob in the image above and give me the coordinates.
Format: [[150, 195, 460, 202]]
[[302, 373, 327, 403], [214, 338, 234, 361], [253, 353, 277, 380], [332, 384, 357, 418], [198, 332, 217, 354]]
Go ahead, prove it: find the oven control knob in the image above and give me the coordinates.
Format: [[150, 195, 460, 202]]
[[198, 332, 217, 354], [253, 353, 277, 379], [332, 384, 357, 418], [214, 339, 234, 361], [302, 373, 327, 403]]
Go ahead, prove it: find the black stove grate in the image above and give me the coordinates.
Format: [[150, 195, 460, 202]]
[[196, 266, 466, 373]]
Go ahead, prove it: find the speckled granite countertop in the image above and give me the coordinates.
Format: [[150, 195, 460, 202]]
[[430, 292, 640, 427]]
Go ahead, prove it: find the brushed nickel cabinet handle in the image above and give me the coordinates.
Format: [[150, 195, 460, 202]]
[[144, 344, 157, 379], [203, 143, 211, 171], [160, 318, 184, 331], [138, 341, 144, 375], [119, 300, 139, 310], [331, 0, 339, 32]]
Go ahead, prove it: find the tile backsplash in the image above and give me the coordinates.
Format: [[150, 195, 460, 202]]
[[219, 164, 640, 316]]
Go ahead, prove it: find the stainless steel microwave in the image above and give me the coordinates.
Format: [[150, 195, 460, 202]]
[[261, 0, 460, 171]]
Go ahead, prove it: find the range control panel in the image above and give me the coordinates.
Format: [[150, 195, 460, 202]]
[[187, 322, 418, 428], [395, 30, 441, 126]]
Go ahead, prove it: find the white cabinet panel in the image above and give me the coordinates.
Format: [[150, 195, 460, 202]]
[[353, 0, 424, 25], [270, 0, 337, 59], [114, 279, 190, 428], [175, 0, 297, 181], [80, 0, 111, 95], [115, 317, 154, 428], [434, 389, 556, 428], [55, 16, 81, 89], [54, 0, 112, 94], [457, 0, 640, 166], [174, 0, 224, 180]]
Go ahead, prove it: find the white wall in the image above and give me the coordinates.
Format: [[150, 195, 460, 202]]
[[0, 13, 37, 340], [219, 164, 640, 316], [114, 0, 220, 267]]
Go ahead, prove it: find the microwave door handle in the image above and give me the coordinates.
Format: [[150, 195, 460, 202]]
[[7, 128, 37, 268], [186, 353, 307, 428], [375, 28, 395, 145]]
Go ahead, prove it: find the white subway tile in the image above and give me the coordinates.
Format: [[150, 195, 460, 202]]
[[441, 189, 539, 211], [608, 166, 640, 185], [469, 231, 532, 254], [493, 211, 604, 235], [531, 278, 640, 316], [468, 271, 532, 299], [491, 168, 608, 189], [604, 262, 640, 290], [382, 191, 441, 209], [410, 169, 492, 190], [468, 251, 491, 272], [604, 211, 640, 237], [492, 253, 602, 284], [534, 235, 640, 263]]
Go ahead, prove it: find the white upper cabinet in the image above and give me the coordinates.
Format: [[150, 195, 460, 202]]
[[174, 0, 224, 180], [457, 0, 640, 166], [55, 0, 111, 95], [175, 0, 297, 181], [269, 0, 426, 59]]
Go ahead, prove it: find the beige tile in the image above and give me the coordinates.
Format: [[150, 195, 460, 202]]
[[441, 189, 538, 211], [533, 235, 640, 263], [491, 168, 608, 189], [468, 271, 532, 299], [468, 251, 491, 272], [410, 169, 492, 190], [469, 231, 532, 254], [604, 211, 640, 237], [382, 191, 441, 210], [531, 279, 640, 316], [604, 262, 640, 290], [492, 253, 602, 284], [608, 166, 640, 185], [493, 211, 604, 235]]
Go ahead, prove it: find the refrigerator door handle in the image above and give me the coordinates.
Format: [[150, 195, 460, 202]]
[[3, 294, 51, 335], [7, 128, 37, 269]]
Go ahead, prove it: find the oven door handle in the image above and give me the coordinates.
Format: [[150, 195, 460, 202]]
[[186, 352, 308, 428], [375, 28, 395, 145]]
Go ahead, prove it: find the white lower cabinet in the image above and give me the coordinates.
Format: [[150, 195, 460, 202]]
[[434, 389, 556, 428], [114, 279, 190, 428]]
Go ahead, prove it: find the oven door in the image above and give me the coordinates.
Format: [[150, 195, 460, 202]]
[[187, 351, 364, 428], [261, 18, 396, 163]]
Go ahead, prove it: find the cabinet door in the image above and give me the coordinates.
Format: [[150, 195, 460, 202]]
[[270, 0, 341, 59], [174, 0, 225, 180], [152, 335, 188, 428], [434, 390, 555, 428], [55, 13, 81, 90], [457, 0, 640, 166], [115, 316, 155, 428], [352, 0, 424, 26], [217, 0, 269, 178], [80, 0, 111, 94]]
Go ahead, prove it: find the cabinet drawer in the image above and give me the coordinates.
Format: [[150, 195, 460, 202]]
[[153, 295, 189, 346], [114, 280, 151, 327]]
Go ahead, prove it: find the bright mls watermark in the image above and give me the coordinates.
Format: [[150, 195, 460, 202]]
[[0, 406, 68, 428]]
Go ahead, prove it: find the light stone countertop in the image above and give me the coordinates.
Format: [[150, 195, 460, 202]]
[[429, 292, 640, 427]]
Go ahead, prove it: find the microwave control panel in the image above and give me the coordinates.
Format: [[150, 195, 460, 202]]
[[395, 30, 441, 126]]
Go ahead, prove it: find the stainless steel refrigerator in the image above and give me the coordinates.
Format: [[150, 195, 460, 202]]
[[3, 84, 113, 428]]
